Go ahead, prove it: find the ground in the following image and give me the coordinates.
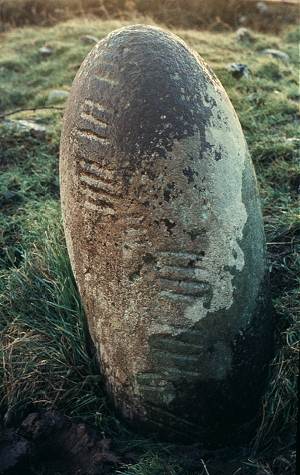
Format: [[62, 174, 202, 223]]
[[0, 17, 299, 475]]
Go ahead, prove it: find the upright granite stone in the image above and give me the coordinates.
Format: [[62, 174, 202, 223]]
[[60, 25, 273, 444]]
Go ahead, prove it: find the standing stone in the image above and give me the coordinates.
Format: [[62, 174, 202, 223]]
[[60, 25, 273, 444]]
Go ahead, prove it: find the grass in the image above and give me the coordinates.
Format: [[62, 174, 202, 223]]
[[0, 0, 298, 31], [0, 17, 299, 475]]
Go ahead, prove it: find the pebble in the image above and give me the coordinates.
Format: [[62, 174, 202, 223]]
[[261, 49, 290, 62], [39, 46, 53, 57], [256, 2, 269, 14], [236, 28, 254, 43], [2, 119, 47, 140], [80, 35, 99, 45], [286, 137, 300, 144], [227, 63, 250, 79], [47, 90, 69, 104]]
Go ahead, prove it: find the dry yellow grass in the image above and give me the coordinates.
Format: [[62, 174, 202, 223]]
[[0, 0, 298, 31]]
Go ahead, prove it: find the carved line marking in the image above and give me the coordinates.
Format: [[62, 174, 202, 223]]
[[79, 175, 121, 197], [158, 266, 209, 282], [78, 157, 120, 214], [94, 75, 118, 87], [159, 279, 209, 296], [157, 251, 203, 267], [79, 160, 115, 183], [83, 186, 116, 212], [81, 186, 117, 206], [76, 98, 112, 147], [83, 99, 111, 123], [150, 337, 203, 355], [139, 384, 170, 392], [76, 129, 110, 145], [161, 366, 201, 379], [156, 251, 209, 301], [81, 112, 109, 129], [155, 349, 199, 369], [84, 200, 115, 215]]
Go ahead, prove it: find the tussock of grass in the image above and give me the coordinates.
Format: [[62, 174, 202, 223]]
[[0, 18, 299, 475], [0, 232, 107, 425]]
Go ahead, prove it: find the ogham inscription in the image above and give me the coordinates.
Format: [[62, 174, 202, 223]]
[[60, 25, 273, 444], [74, 97, 121, 214], [156, 251, 211, 303]]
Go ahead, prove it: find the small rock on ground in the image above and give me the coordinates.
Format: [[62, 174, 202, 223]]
[[261, 49, 290, 62], [1, 119, 47, 140], [256, 1, 269, 14], [286, 137, 300, 144], [236, 28, 255, 43], [80, 35, 99, 45], [47, 89, 69, 104], [39, 46, 53, 57], [227, 63, 250, 79]]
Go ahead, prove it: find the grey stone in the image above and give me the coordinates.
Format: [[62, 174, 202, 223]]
[[2, 119, 47, 139], [60, 25, 273, 444], [47, 89, 69, 104], [39, 46, 53, 57], [236, 27, 254, 43], [286, 137, 300, 144], [261, 48, 290, 62], [80, 35, 99, 45], [238, 15, 248, 25], [256, 1, 269, 14], [227, 63, 250, 79]]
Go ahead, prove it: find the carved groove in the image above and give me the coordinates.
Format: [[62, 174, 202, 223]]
[[158, 266, 209, 282], [140, 384, 170, 391], [156, 251, 209, 301], [78, 151, 120, 214], [84, 200, 115, 215], [81, 112, 109, 129], [150, 337, 202, 355], [79, 160, 115, 183], [79, 175, 121, 197], [77, 129, 110, 145], [157, 251, 203, 267], [161, 366, 201, 379], [159, 278, 210, 296], [83, 99, 111, 124], [81, 185, 117, 205], [95, 76, 118, 87]]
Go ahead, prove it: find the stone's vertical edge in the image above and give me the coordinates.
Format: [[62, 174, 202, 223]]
[[59, 24, 273, 444]]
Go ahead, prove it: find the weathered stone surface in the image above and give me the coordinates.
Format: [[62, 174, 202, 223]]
[[60, 25, 273, 443]]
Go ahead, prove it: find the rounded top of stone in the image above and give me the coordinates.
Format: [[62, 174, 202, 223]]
[[69, 23, 224, 165], [104, 23, 192, 47]]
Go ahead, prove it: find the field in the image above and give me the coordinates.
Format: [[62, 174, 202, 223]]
[[0, 12, 299, 475]]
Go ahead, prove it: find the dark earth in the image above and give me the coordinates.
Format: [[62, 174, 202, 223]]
[[1, 409, 294, 474]]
